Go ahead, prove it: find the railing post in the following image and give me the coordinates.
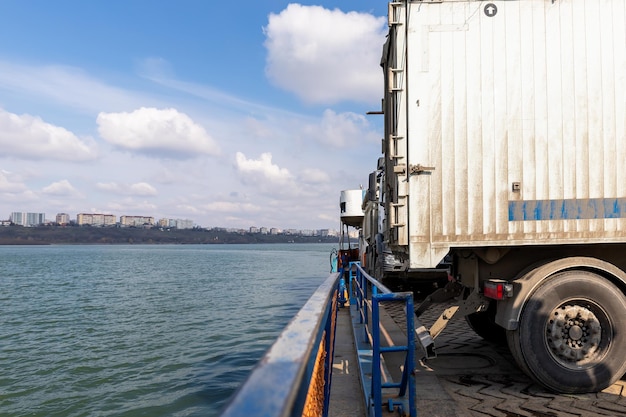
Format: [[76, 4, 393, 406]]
[[348, 270, 356, 305], [406, 296, 416, 417], [346, 263, 419, 417], [371, 295, 382, 417], [338, 277, 347, 307], [321, 281, 340, 417], [360, 264, 368, 334]]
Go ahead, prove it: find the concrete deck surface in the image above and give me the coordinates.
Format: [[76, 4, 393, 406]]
[[328, 306, 366, 417]]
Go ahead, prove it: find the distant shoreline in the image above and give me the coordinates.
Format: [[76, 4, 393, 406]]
[[0, 226, 338, 245]]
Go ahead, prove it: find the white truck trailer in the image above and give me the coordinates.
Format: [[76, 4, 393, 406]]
[[365, 0, 626, 393]]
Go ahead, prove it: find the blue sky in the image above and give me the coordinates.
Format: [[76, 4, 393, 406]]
[[0, 1, 388, 230]]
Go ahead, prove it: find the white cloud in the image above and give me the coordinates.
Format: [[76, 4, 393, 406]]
[[97, 107, 221, 159], [137, 58, 284, 118], [245, 117, 273, 139], [264, 4, 386, 104], [0, 108, 98, 161], [1, 189, 39, 204], [135, 57, 175, 80], [0, 61, 152, 114], [42, 180, 81, 197], [172, 204, 202, 215], [298, 168, 330, 184], [130, 182, 158, 196], [0, 170, 27, 193], [95, 182, 120, 193], [203, 201, 261, 213], [106, 199, 158, 213], [96, 181, 157, 196], [235, 152, 294, 185], [302, 109, 379, 148]]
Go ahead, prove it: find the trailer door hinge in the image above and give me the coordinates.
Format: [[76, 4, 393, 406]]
[[409, 164, 436, 175]]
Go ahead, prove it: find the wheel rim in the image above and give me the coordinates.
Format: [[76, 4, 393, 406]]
[[546, 301, 608, 368]]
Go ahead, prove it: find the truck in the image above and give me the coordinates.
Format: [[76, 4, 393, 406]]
[[360, 0, 626, 394]]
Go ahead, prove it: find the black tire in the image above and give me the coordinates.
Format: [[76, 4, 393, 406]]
[[506, 270, 626, 393], [465, 301, 507, 345]]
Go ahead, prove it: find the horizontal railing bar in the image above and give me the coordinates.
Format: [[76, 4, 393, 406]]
[[380, 346, 408, 353], [353, 263, 393, 294], [349, 261, 417, 417]]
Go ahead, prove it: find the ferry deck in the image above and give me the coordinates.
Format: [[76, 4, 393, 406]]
[[219, 263, 626, 417]]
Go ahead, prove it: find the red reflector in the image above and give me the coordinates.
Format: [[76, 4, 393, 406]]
[[483, 280, 512, 300], [484, 284, 503, 299]]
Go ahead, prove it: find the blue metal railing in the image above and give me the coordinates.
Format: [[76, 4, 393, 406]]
[[219, 272, 342, 417], [218, 260, 418, 417], [348, 261, 417, 417]]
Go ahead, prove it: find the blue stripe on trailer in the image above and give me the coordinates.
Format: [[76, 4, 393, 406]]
[[508, 198, 626, 221]]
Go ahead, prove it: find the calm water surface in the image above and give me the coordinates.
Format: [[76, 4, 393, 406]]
[[0, 243, 335, 417]]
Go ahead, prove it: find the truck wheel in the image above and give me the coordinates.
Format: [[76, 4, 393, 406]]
[[465, 301, 507, 345], [507, 270, 626, 393]]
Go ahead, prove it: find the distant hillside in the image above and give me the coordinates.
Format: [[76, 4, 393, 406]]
[[0, 226, 338, 245]]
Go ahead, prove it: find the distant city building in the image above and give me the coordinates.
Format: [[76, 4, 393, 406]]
[[10, 212, 45, 227], [6, 208, 333, 235], [56, 213, 70, 225], [221, 228, 246, 234], [76, 213, 116, 227], [175, 219, 194, 229], [157, 218, 193, 229], [120, 215, 155, 227]]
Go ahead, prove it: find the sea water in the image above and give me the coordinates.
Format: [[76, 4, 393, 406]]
[[0, 243, 335, 417]]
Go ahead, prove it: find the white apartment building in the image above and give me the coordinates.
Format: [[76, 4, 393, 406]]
[[157, 218, 193, 229], [56, 213, 70, 225], [10, 212, 45, 227], [120, 215, 154, 227], [76, 213, 116, 227], [175, 219, 193, 229]]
